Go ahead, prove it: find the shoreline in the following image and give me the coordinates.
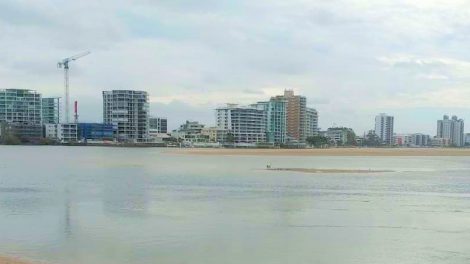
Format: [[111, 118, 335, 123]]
[[0, 256, 35, 264], [267, 168, 394, 173], [167, 147, 470, 156]]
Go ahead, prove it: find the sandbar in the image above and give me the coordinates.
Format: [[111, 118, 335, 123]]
[[267, 168, 394, 174]]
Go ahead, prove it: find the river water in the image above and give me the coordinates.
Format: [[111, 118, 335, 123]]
[[1, 146, 470, 264]]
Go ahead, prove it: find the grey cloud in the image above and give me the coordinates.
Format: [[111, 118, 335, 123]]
[[1, 0, 470, 135], [242, 89, 265, 95], [0, 1, 55, 26]]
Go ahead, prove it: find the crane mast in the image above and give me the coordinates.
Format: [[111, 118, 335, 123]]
[[58, 51, 90, 123]]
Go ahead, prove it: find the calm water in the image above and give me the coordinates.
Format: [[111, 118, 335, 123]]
[[1, 146, 470, 264]]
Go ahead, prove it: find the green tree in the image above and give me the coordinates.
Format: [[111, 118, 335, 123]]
[[306, 135, 329, 148], [346, 129, 357, 146], [2, 134, 21, 145], [364, 131, 381, 147], [226, 132, 235, 143]]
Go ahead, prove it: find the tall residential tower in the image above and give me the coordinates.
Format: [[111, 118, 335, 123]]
[[437, 115, 464, 147], [375, 113, 394, 145], [272, 90, 307, 142], [103, 90, 149, 143], [255, 97, 287, 145], [305, 107, 319, 138]]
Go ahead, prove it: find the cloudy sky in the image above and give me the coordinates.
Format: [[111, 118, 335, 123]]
[[1, 0, 470, 134]]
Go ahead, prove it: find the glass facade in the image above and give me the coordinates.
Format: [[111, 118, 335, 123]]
[[42, 97, 60, 124], [0, 89, 43, 141], [77, 123, 114, 141]]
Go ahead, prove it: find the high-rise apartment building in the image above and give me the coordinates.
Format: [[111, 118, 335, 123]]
[[0, 88, 43, 141], [374, 113, 394, 145], [255, 97, 287, 144], [305, 107, 319, 138], [103, 90, 149, 143], [272, 90, 306, 142], [42, 97, 60, 124], [149, 117, 168, 133], [216, 104, 267, 144], [437, 115, 464, 147]]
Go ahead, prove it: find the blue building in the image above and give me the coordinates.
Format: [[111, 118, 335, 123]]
[[77, 123, 114, 142]]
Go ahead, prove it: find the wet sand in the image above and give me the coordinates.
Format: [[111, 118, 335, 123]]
[[267, 168, 394, 174], [168, 147, 470, 156], [0, 256, 35, 264]]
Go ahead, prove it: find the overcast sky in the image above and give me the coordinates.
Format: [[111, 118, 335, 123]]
[[1, 0, 470, 134]]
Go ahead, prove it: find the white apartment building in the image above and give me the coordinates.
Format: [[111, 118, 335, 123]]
[[103, 90, 149, 143], [171, 120, 208, 143], [44, 123, 77, 143], [216, 104, 267, 145], [375, 113, 394, 145], [437, 115, 465, 147], [305, 107, 319, 138]]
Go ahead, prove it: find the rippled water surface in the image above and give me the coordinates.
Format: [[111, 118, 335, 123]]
[[1, 146, 470, 264]]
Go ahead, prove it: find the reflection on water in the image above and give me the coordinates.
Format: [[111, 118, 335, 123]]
[[64, 188, 72, 238], [102, 168, 149, 216], [0, 146, 470, 264]]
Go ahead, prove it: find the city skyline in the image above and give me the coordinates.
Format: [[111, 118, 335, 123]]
[[2, 1, 470, 135]]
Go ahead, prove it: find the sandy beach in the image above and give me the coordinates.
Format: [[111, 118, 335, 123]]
[[0, 256, 35, 264], [168, 147, 470, 156]]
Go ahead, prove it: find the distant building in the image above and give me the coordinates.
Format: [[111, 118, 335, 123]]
[[466, 133, 470, 146], [172, 120, 208, 143], [201, 127, 230, 143], [437, 115, 465, 147], [59, 123, 78, 143], [305, 107, 319, 139], [272, 90, 307, 142], [44, 123, 78, 143], [0, 88, 43, 142], [103, 90, 149, 143], [149, 117, 167, 134], [375, 113, 394, 145], [42, 97, 60, 124], [216, 104, 267, 145], [44, 124, 59, 140], [431, 137, 451, 147], [412, 133, 430, 147], [394, 134, 413, 147], [254, 98, 287, 144], [77, 123, 114, 142], [322, 127, 353, 145], [393, 133, 430, 147]]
